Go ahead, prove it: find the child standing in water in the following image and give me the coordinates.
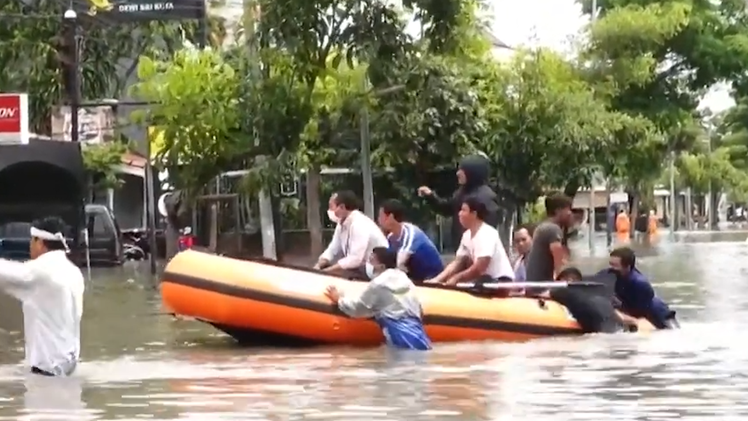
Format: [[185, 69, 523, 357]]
[[325, 247, 431, 351]]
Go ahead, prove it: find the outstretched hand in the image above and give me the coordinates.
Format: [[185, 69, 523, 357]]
[[325, 285, 341, 304], [417, 186, 433, 197]]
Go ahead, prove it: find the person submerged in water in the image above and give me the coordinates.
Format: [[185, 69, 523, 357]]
[[541, 267, 639, 334], [605, 247, 678, 329], [324, 247, 431, 351]]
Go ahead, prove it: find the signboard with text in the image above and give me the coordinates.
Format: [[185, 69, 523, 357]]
[[74, 0, 204, 22], [0, 94, 30, 145], [51, 105, 115, 144]]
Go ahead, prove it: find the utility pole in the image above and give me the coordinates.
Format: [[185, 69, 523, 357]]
[[591, 0, 615, 250], [707, 133, 714, 229], [669, 150, 676, 235], [243, 0, 277, 259], [359, 1, 374, 219], [588, 0, 598, 252], [62, 8, 81, 143], [360, 79, 374, 219]]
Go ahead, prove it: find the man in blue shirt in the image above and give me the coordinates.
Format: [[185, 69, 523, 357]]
[[606, 247, 679, 329], [377, 199, 444, 284]]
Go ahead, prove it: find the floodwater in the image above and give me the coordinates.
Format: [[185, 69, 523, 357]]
[[0, 231, 747, 420]]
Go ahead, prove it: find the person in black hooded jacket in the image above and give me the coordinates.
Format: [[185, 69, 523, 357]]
[[418, 155, 501, 250]]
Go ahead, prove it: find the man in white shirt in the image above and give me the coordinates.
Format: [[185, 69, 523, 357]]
[[428, 197, 513, 287], [314, 190, 389, 278], [0, 216, 84, 376]]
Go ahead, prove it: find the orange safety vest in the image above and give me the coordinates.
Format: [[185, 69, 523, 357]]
[[647, 215, 658, 235], [615, 213, 630, 234]]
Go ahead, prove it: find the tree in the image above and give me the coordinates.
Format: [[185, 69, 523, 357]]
[[254, 0, 438, 255], [583, 0, 748, 204], [719, 98, 748, 171], [82, 141, 131, 190], [482, 49, 622, 204], [677, 148, 748, 202], [0, 1, 195, 134], [369, 54, 489, 193], [130, 49, 247, 197]]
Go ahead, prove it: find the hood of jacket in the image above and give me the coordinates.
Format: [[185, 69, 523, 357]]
[[459, 155, 490, 190]]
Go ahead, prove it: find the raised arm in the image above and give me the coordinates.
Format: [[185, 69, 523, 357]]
[[424, 193, 455, 216], [0, 259, 39, 300]]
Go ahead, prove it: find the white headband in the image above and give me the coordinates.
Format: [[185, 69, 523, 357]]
[[30, 227, 70, 252]]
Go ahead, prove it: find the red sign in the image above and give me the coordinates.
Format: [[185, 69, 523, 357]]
[[0, 93, 29, 144], [0, 95, 21, 133]]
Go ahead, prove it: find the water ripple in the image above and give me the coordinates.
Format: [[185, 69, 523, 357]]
[[0, 235, 745, 419]]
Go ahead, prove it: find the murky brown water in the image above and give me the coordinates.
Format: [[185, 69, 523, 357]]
[[0, 230, 747, 420]]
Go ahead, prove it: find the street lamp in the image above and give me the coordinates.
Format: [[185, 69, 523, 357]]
[[62, 8, 81, 143]]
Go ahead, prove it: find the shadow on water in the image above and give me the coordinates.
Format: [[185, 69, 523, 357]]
[[0, 234, 746, 419]]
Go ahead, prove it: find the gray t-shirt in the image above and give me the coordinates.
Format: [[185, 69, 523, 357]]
[[524, 220, 564, 282]]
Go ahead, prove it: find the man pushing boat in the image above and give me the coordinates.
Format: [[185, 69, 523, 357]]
[[324, 247, 431, 350], [314, 190, 389, 279]]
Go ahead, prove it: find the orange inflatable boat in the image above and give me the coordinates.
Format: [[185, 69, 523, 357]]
[[160, 250, 654, 345]]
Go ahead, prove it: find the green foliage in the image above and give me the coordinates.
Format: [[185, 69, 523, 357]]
[[677, 148, 748, 198], [583, 0, 748, 194], [130, 49, 246, 197], [485, 49, 623, 202], [370, 53, 487, 175], [129, 0, 748, 244], [0, 1, 191, 134], [522, 198, 546, 225], [82, 141, 130, 189]]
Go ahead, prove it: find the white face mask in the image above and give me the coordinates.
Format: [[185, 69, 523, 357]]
[[327, 209, 339, 223], [365, 262, 375, 279]]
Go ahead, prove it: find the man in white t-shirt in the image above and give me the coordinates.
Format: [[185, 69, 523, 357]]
[[427, 197, 514, 287]]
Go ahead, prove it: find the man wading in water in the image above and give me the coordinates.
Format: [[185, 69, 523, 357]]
[[0, 217, 84, 376]]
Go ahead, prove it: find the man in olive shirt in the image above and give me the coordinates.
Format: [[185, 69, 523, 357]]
[[525, 193, 574, 284]]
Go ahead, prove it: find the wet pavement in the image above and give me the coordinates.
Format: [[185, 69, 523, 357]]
[[0, 230, 747, 420]]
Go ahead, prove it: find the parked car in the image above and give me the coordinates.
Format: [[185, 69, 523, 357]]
[[78, 204, 124, 266], [0, 205, 124, 267]]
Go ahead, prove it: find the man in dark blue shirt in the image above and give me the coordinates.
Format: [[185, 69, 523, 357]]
[[378, 199, 444, 284], [606, 247, 678, 329]]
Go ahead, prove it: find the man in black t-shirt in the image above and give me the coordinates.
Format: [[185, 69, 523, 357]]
[[543, 268, 638, 334]]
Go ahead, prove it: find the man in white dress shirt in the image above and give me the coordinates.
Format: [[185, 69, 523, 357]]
[[0, 216, 84, 376], [314, 190, 389, 279]]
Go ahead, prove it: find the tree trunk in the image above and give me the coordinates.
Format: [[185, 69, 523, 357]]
[[306, 166, 323, 260], [165, 221, 180, 260], [629, 190, 639, 239], [710, 191, 720, 229]]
